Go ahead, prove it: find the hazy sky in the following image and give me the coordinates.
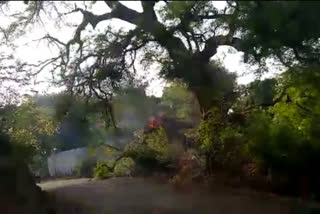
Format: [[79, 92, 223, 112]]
[[0, 1, 282, 98]]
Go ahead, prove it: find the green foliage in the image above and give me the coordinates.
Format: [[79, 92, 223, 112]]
[[144, 127, 170, 162], [0, 97, 60, 177], [158, 1, 216, 28], [246, 67, 320, 176], [247, 110, 320, 177], [93, 160, 112, 179], [249, 79, 277, 105], [197, 107, 226, 153], [0, 93, 118, 175], [166, 1, 197, 19], [113, 157, 135, 177], [197, 110, 216, 152], [0, 98, 56, 164], [237, 1, 320, 65], [124, 127, 170, 170], [197, 107, 247, 169]]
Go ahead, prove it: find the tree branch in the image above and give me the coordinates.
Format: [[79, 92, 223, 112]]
[[198, 14, 230, 19], [241, 86, 289, 113], [66, 1, 189, 64], [292, 47, 319, 64], [200, 34, 244, 61]]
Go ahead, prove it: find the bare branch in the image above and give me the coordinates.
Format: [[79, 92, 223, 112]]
[[43, 34, 66, 46]]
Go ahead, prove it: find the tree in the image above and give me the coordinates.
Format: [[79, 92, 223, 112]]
[[2, 2, 320, 195], [1, 1, 320, 113], [242, 65, 320, 196], [0, 97, 56, 175], [236, 1, 320, 67], [0, 1, 250, 112], [35, 93, 111, 150]]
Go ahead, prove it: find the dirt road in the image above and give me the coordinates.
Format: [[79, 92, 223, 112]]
[[39, 177, 315, 214]]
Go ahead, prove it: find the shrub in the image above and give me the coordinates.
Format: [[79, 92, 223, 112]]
[[124, 127, 171, 173], [93, 160, 112, 179], [114, 157, 135, 177], [122, 127, 174, 177], [246, 111, 320, 197], [197, 108, 248, 172], [144, 126, 170, 162], [247, 112, 306, 174]]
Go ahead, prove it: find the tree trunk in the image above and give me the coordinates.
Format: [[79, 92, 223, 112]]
[[171, 55, 215, 112], [104, 101, 117, 129]]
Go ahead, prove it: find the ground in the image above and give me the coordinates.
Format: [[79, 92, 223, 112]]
[[38, 177, 320, 214]]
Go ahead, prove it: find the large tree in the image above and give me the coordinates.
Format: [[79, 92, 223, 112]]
[[1, 1, 319, 112]]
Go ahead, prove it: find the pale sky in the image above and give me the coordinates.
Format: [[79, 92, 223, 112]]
[[0, 1, 283, 99]]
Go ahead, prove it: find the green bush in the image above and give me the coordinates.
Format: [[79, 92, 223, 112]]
[[75, 156, 97, 177], [114, 157, 135, 177], [144, 127, 170, 162], [247, 111, 320, 174], [124, 127, 170, 165], [197, 108, 248, 171], [93, 160, 112, 179]]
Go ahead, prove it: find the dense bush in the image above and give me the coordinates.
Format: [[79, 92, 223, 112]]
[[144, 127, 170, 162], [197, 108, 248, 173], [246, 110, 320, 196], [93, 160, 112, 179], [124, 127, 170, 166], [113, 157, 135, 177]]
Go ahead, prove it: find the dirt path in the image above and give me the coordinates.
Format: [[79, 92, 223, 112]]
[[39, 177, 316, 214]]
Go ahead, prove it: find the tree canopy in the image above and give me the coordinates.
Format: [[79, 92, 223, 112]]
[[2, 1, 319, 111]]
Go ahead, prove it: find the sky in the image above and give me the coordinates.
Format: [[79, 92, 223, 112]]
[[0, 1, 283, 99]]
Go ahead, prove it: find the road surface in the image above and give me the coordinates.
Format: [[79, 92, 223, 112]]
[[39, 177, 316, 214]]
